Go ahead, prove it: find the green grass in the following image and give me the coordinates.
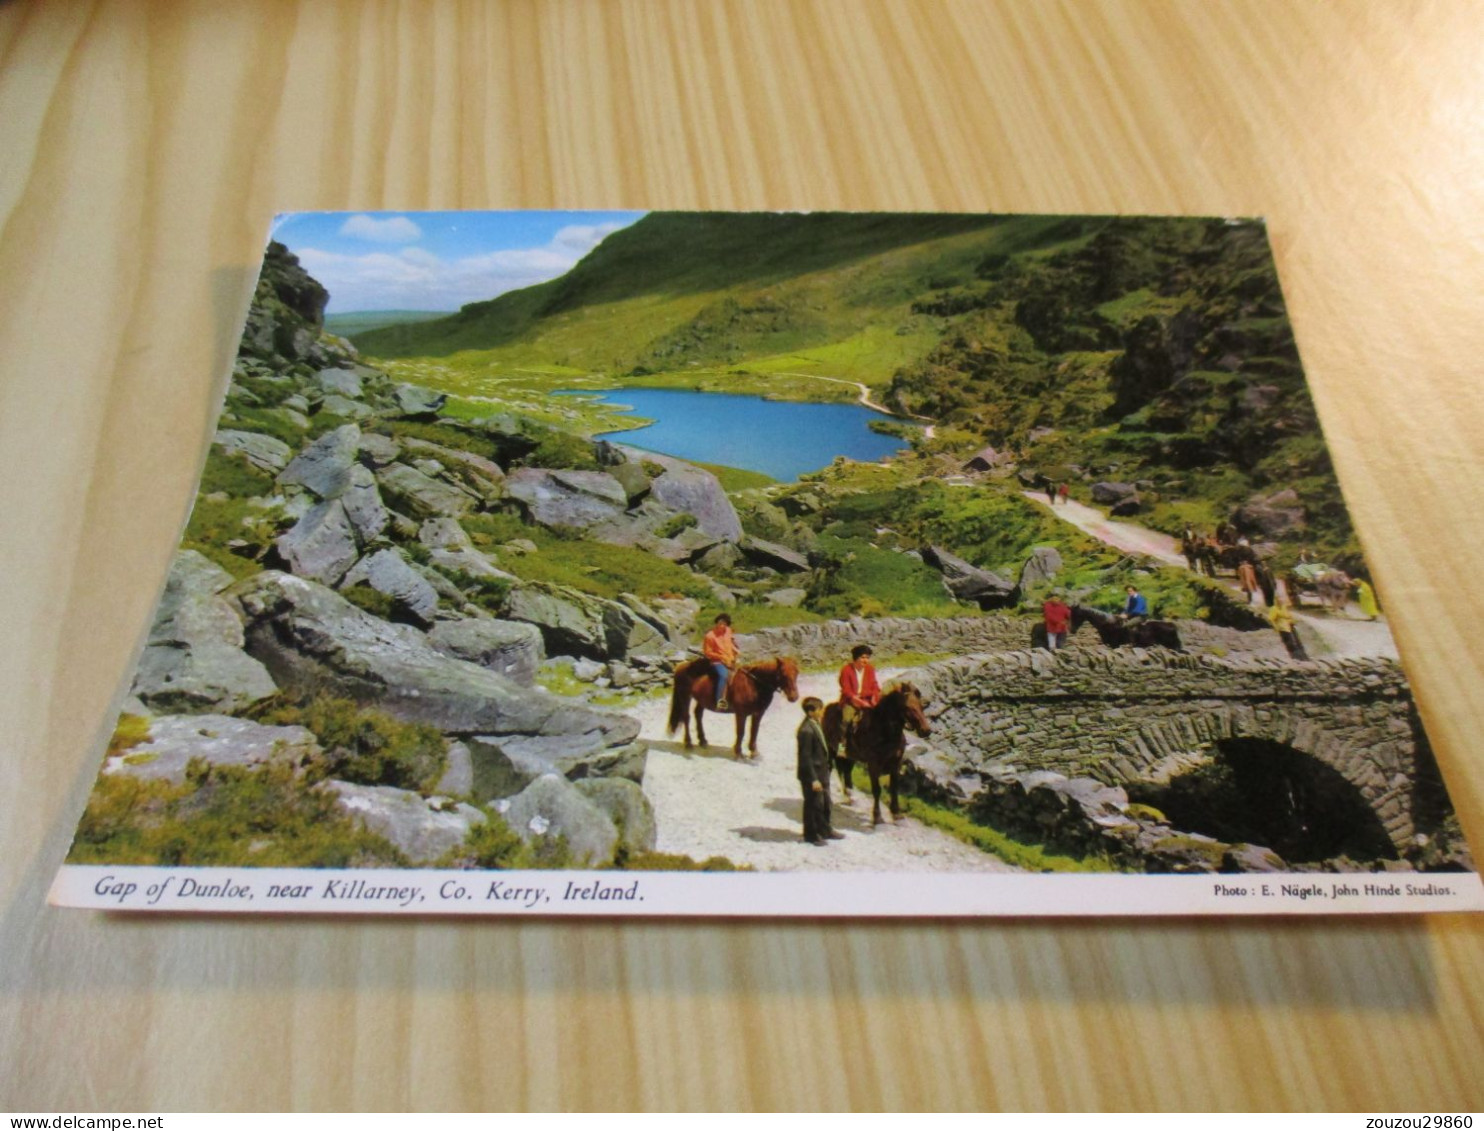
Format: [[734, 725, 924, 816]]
[[325, 310, 454, 336], [251, 694, 448, 793], [67, 761, 407, 868]]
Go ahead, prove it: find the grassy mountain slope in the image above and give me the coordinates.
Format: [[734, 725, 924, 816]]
[[325, 310, 453, 336]]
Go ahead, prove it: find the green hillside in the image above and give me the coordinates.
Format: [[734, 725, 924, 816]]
[[325, 310, 453, 336]]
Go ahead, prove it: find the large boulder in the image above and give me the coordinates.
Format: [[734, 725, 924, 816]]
[[497, 773, 619, 866], [576, 777, 657, 855], [392, 383, 448, 418], [277, 424, 361, 499], [104, 714, 319, 784], [504, 582, 668, 660], [1234, 488, 1307, 538], [738, 535, 810, 573], [922, 545, 1015, 608], [641, 454, 743, 541], [400, 438, 505, 503], [427, 619, 544, 686], [214, 430, 293, 474], [505, 468, 628, 530], [236, 571, 639, 748], [313, 367, 364, 398], [340, 548, 440, 627], [376, 463, 476, 519], [273, 498, 359, 584], [340, 464, 390, 543], [1090, 481, 1139, 506], [131, 550, 278, 713], [326, 781, 486, 864], [416, 517, 513, 581], [462, 735, 647, 802], [1016, 546, 1063, 593]]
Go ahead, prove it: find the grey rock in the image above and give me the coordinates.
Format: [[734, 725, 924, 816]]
[[694, 542, 742, 574], [327, 781, 486, 864], [314, 367, 364, 398], [505, 468, 628, 530], [641, 453, 743, 541], [131, 550, 278, 713], [504, 582, 666, 660], [104, 714, 319, 784], [392, 383, 448, 418], [1090, 481, 1139, 505], [377, 463, 476, 519], [214, 430, 294, 474], [739, 536, 809, 573], [576, 777, 657, 854], [765, 587, 808, 608], [1017, 546, 1064, 592], [922, 545, 1015, 607], [1234, 489, 1307, 538], [436, 740, 475, 797], [1110, 497, 1142, 517], [236, 571, 639, 747], [427, 619, 543, 686], [320, 395, 375, 420], [340, 548, 440, 627], [608, 459, 653, 504], [278, 424, 362, 499], [464, 735, 648, 801], [1223, 843, 1288, 873], [401, 438, 505, 502], [498, 774, 619, 866], [274, 498, 359, 584], [340, 463, 390, 544], [357, 432, 402, 467], [572, 658, 605, 682]]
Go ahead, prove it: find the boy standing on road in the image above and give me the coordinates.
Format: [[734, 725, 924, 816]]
[[796, 697, 840, 846]]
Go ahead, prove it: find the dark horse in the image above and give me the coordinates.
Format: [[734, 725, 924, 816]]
[[1069, 604, 1184, 650], [823, 682, 932, 826], [668, 656, 801, 759]]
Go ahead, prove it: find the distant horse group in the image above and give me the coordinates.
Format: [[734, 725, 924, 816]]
[[1031, 604, 1184, 651]]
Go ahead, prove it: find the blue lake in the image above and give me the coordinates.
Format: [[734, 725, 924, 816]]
[[555, 387, 912, 482]]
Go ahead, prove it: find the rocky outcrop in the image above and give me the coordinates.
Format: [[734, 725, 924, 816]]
[[391, 383, 447, 418], [326, 780, 486, 864], [105, 714, 319, 784], [641, 453, 744, 541], [738, 536, 809, 573], [1016, 546, 1063, 592], [273, 498, 360, 585], [131, 551, 278, 713], [504, 582, 669, 661], [236, 571, 640, 748], [215, 430, 293, 474], [922, 545, 1014, 608], [427, 619, 544, 686], [277, 424, 362, 499], [376, 463, 476, 519], [1234, 488, 1306, 538], [1090, 481, 1138, 506], [340, 548, 440, 627], [417, 517, 512, 581], [576, 777, 658, 855], [497, 773, 619, 866], [505, 468, 628, 530]]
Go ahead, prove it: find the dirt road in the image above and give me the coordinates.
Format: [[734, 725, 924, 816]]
[[633, 669, 1021, 873]]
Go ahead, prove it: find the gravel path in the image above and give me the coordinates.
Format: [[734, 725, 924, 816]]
[[633, 669, 1022, 873]]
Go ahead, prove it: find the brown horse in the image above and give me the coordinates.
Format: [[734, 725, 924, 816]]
[[668, 656, 801, 759], [823, 682, 932, 826]]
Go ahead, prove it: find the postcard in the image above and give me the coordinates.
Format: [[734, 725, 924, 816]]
[[50, 210, 1481, 916]]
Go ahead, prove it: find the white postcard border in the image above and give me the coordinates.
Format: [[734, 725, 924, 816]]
[[49, 864, 1484, 918]]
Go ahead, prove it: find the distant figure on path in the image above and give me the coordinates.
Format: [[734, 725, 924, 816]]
[[1269, 597, 1308, 660], [1043, 592, 1072, 650], [1057, 483, 1069, 505], [1355, 577, 1380, 620], [703, 613, 739, 711], [1237, 559, 1260, 604], [796, 697, 839, 846], [1044, 477, 1057, 504]]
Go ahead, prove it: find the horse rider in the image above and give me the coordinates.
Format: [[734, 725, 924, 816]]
[[703, 613, 739, 711], [1122, 584, 1149, 624], [837, 643, 881, 756]]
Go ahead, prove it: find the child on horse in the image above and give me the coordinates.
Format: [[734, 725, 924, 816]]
[[703, 613, 739, 710], [837, 643, 881, 755]]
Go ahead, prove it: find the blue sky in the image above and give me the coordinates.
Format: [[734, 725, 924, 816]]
[[270, 210, 647, 313]]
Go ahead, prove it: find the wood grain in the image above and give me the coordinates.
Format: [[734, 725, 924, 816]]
[[3, 0, 1483, 1111]]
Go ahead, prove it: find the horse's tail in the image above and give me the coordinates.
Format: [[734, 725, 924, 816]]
[[667, 676, 689, 736]]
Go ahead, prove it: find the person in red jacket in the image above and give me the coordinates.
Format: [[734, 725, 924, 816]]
[[1042, 592, 1072, 650], [838, 643, 881, 755], [702, 613, 739, 710]]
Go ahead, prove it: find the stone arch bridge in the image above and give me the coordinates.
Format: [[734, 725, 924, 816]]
[[912, 649, 1435, 852]]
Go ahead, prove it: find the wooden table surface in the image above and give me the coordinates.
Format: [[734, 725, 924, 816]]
[[4, 0, 1484, 1112]]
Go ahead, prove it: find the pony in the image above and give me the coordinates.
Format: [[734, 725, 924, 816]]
[[1070, 605, 1184, 651], [823, 682, 932, 826], [668, 656, 801, 759]]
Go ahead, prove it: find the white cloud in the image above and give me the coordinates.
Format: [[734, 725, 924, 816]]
[[338, 213, 423, 243], [300, 222, 627, 312]]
